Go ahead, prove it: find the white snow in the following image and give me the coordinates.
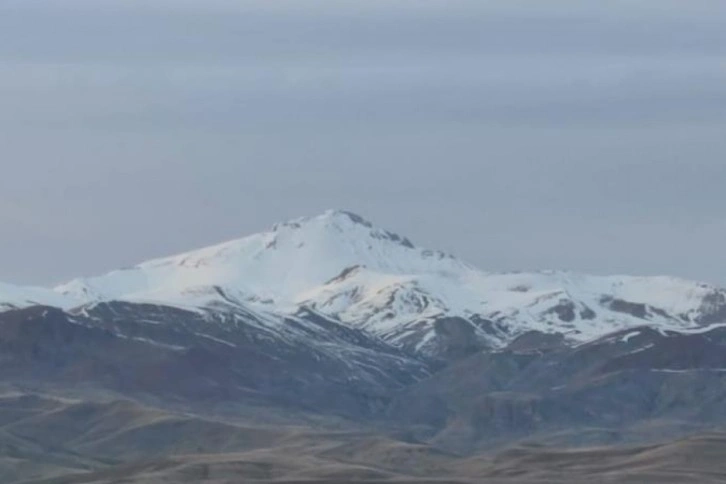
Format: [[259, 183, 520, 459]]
[[621, 331, 641, 343], [0, 281, 78, 310], [626, 343, 654, 355], [1, 210, 725, 351], [653, 369, 726, 374], [193, 332, 238, 347]]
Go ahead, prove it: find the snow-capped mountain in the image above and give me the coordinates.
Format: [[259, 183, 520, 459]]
[[55, 210, 470, 307], [3, 210, 726, 359]]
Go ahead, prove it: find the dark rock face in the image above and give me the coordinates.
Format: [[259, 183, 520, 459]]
[[0, 303, 430, 420], [505, 331, 567, 352], [430, 317, 490, 361], [697, 291, 726, 325], [547, 301, 577, 322], [579, 306, 597, 320], [389, 326, 726, 451], [601, 297, 648, 319]]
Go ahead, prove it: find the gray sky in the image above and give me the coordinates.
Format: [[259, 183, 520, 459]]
[[1, 0, 726, 286]]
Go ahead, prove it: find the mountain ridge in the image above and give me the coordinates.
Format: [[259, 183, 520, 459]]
[[2, 209, 726, 359]]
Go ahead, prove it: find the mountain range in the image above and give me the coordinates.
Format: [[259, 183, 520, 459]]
[[2, 210, 726, 482]]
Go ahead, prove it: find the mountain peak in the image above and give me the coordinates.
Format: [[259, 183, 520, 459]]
[[271, 209, 372, 232], [270, 210, 416, 250], [55, 210, 465, 305], [322, 209, 374, 227]]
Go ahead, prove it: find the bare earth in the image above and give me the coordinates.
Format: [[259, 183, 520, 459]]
[[3, 393, 726, 484]]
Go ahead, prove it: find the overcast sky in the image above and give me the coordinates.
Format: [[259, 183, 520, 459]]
[[1, 0, 725, 286]]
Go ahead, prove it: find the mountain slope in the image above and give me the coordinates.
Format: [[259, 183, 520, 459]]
[[0, 303, 429, 420], [38, 210, 726, 359], [389, 324, 726, 452]]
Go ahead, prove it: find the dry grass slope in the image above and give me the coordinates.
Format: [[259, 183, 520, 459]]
[[4, 393, 726, 484]]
